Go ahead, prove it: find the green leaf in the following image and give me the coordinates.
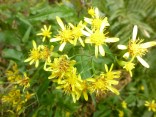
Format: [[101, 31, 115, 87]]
[[37, 78, 50, 98], [29, 5, 76, 21], [22, 26, 32, 42], [2, 49, 23, 61]]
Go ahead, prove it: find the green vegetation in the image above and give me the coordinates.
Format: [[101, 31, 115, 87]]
[[1, 0, 156, 117]]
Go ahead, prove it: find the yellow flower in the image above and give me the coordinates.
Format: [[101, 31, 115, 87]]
[[24, 40, 41, 68], [140, 85, 144, 91], [69, 21, 85, 47], [104, 64, 121, 79], [24, 91, 34, 102], [40, 45, 54, 63], [85, 7, 110, 30], [5, 63, 21, 82], [118, 25, 156, 68], [145, 100, 156, 112], [122, 101, 127, 109], [89, 73, 119, 96], [45, 55, 76, 82], [18, 73, 30, 90], [37, 25, 52, 42], [118, 110, 124, 117], [50, 16, 74, 51], [80, 78, 95, 101], [2, 87, 24, 112], [82, 27, 119, 57], [123, 61, 135, 77], [88, 7, 95, 17], [56, 68, 82, 103]]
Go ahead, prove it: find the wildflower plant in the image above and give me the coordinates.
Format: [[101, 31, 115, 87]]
[[1, 1, 156, 116], [23, 7, 156, 104]]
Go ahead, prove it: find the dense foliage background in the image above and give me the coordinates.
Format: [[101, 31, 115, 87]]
[[0, 0, 156, 117]]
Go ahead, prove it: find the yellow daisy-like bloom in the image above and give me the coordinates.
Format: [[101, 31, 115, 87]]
[[50, 16, 74, 51], [56, 68, 82, 103], [24, 91, 34, 102], [88, 7, 95, 17], [118, 110, 124, 117], [89, 73, 119, 96], [123, 61, 135, 77], [80, 78, 95, 101], [45, 55, 76, 82], [118, 25, 156, 68], [104, 64, 121, 79], [37, 25, 52, 42], [40, 45, 54, 63], [69, 21, 85, 47], [5, 63, 21, 82], [24, 40, 41, 68], [122, 101, 127, 109], [145, 100, 156, 112], [85, 7, 110, 30], [82, 26, 119, 57]]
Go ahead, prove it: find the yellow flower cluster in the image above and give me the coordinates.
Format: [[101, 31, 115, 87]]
[[24, 40, 54, 67], [44, 56, 120, 102], [49, 8, 119, 57], [118, 25, 156, 76], [24, 7, 156, 103], [24, 8, 121, 102], [2, 63, 34, 114]]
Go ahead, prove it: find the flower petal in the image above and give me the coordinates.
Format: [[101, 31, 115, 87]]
[[44, 25, 47, 30], [123, 52, 130, 59], [132, 25, 138, 41], [105, 38, 119, 43], [50, 38, 61, 42], [79, 38, 85, 47], [117, 45, 127, 50], [82, 30, 91, 37], [68, 23, 74, 28], [100, 17, 109, 32], [32, 40, 37, 49], [83, 92, 88, 101], [140, 41, 156, 48], [99, 45, 105, 56], [84, 17, 92, 24], [85, 26, 93, 33], [59, 42, 66, 51], [105, 64, 108, 72], [95, 7, 99, 18], [24, 57, 32, 62], [137, 56, 149, 68], [35, 60, 39, 68], [95, 45, 98, 58], [56, 16, 65, 30]]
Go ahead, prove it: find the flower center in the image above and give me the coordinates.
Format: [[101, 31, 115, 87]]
[[59, 57, 70, 72], [30, 49, 40, 60], [92, 18, 102, 30], [43, 30, 51, 37], [58, 28, 73, 42], [72, 27, 82, 38], [90, 30, 105, 45], [128, 40, 148, 57], [124, 62, 135, 71]]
